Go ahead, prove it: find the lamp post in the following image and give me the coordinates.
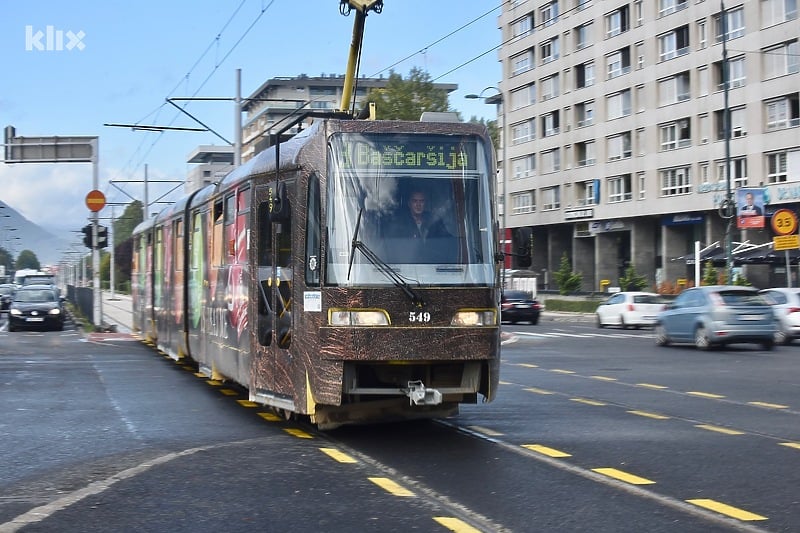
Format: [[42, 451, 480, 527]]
[[466, 86, 509, 274]]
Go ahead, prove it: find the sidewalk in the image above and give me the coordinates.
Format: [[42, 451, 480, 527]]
[[101, 291, 133, 333]]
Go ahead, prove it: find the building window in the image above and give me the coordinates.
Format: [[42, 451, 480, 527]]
[[635, 0, 644, 25], [713, 56, 746, 90], [658, 71, 691, 105], [512, 14, 534, 40], [608, 174, 632, 202], [767, 151, 789, 183], [576, 140, 596, 166], [714, 106, 746, 139], [541, 186, 561, 210], [698, 20, 707, 49], [658, 25, 690, 61], [638, 172, 646, 200], [659, 118, 692, 150], [542, 148, 561, 173], [511, 191, 536, 214], [541, 1, 559, 27], [698, 66, 710, 96], [542, 111, 560, 137], [607, 89, 632, 120], [606, 46, 632, 78], [578, 0, 592, 11], [636, 42, 644, 69], [540, 36, 560, 64], [763, 40, 800, 79], [512, 154, 537, 179], [714, 6, 745, 41], [715, 156, 748, 188], [541, 73, 560, 100], [765, 93, 800, 130], [512, 119, 535, 144], [576, 100, 594, 127], [511, 84, 536, 110], [761, 0, 798, 27], [575, 21, 593, 50], [660, 166, 692, 196], [659, 0, 688, 16], [605, 5, 630, 38], [576, 180, 597, 206], [512, 50, 533, 76], [575, 61, 595, 88], [700, 162, 710, 183], [607, 132, 632, 161]]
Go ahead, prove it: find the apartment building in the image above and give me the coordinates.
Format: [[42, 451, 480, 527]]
[[497, 0, 799, 290]]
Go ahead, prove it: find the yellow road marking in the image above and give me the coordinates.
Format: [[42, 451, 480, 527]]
[[219, 389, 239, 396], [466, 425, 504, 437], [236, 400, 258, 408], [499, 380, 512, 385], [571, 398, 606, 406], [687, 391, 725, 399], [319, 447, 358, 463], [181, 365, 194, 371], [193, 372, 205, 378], [283, 428, 313, 439], [518, 363, 539, 368], [522, 444, 572, 458], [593, 468, 655, 485], [433, 517, 482, 532], [779, 442, 800, 450], [591, 375, 617, 381], [551, 369, 575, 374], [257, 412, 282, 422], [637, 383, 668, 389], [687, 499, 767, 521], [695, 424, 744, 435], [368, 477, 415, 497], [748, 401, 788, 409], [525, 387, 554, 395], [627, 410, 670, 420], [205, 380, 222, 386]]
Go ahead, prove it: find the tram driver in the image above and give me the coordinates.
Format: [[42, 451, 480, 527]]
[[386, 188, 456, 263]]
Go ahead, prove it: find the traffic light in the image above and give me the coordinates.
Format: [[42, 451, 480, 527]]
[[96, 225, 108, 249], [81, 224, 93, 249]]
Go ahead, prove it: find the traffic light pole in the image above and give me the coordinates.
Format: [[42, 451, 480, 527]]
[[91, 146, 102, 329]]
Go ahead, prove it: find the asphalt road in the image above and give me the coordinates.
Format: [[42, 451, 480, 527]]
[[1, 312, 797, 532]]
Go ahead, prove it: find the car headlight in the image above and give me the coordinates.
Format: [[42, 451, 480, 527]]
[[328, 309, 389, 326], [10, 308, 21, 316], [49, 308, 61, 315], [451, 309, 497, 326]]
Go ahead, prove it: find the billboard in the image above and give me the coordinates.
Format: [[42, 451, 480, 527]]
[[736, 188, 765, 229]]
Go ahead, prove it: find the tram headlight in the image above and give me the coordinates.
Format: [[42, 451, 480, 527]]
[[329, 309, 390, 326], [451, 309, 496, 327]]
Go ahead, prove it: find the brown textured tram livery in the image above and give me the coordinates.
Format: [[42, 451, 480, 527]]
[[131, 115, 501, 428]]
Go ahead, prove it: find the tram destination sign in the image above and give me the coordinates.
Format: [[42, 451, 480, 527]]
[[334, 133, 478, 171]]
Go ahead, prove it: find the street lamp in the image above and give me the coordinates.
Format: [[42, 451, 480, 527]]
[[466, 86, 509, 273]]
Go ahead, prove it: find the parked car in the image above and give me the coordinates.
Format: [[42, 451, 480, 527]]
[[501, 290, 542, 325], [654, 285, 776, 350], [596, 291, 665, 329], [759, 287, 800, 345], [8, 284, 65, 331], [0, 284, 15, 311]]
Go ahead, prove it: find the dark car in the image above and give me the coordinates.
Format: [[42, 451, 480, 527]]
[[0, 284, 15, 311], [8, 284, 65, 331], [501, 290, 542, 325]]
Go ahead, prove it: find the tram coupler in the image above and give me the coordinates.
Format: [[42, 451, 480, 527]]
[[405, 380, 443, 406]]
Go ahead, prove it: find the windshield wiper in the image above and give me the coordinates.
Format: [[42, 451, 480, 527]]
[[348, 208, 425, 308]]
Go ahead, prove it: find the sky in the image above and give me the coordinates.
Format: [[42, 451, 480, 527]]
[[0, 0, 503, 252]]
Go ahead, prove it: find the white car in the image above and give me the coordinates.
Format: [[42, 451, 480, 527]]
[[759, 288, 800, 345], [596, 291, 666, 329]]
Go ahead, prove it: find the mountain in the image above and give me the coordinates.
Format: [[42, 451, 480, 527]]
[[0, 201, 71, 266]]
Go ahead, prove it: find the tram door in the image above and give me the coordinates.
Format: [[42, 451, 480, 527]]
[[252, 183, 294, 397]]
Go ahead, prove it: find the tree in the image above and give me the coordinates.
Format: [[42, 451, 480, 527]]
[[363, 68, 453, 121], [619, 264, 648, 291], [701, 261, 718, 286], [15, 249, 40, 271], [113, 200, 144, 247], [553, 253, 583, 295], [106, 201, 143, 293]]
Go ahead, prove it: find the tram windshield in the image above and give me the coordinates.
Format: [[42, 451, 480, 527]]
[[326, 132, 497, 287]]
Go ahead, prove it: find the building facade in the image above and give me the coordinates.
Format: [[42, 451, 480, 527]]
[[497, 0, 799, 290]]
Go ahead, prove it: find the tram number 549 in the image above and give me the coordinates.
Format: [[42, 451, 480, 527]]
[[409, 311, 431, 323]]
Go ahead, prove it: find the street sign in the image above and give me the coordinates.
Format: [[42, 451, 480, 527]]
[[85, 189, 106, 212], [771, 208, 798, 236], [774, 234, 800, 251]]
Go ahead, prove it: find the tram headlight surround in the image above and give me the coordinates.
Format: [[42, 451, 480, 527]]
[[451, 309, 496, 327], [329, 309, 390, 326]]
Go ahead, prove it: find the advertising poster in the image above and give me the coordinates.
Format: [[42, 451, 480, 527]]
[[736, 188, 765, 229]]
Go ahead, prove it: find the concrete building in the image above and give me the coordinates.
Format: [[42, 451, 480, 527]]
[[241, 74, 457, 162], [497, 0, 799, 291], [185, 145, 235, 193]]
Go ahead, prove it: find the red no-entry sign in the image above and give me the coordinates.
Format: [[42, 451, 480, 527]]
[[85, 189, 106, 212]]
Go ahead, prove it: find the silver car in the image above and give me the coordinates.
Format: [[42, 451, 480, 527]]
[[759, 287, 800, 345], [655, 286, 776, 350]]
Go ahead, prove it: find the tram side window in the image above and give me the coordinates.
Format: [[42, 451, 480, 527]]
[[256, 201, 272, 346], [224, 194, 235, 260], [306, 174, 321, 285], [212, 199, 224, 267]]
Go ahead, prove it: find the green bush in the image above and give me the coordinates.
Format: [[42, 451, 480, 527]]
[[553, 253, 583, 295], [543, 299, 601, 313]]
